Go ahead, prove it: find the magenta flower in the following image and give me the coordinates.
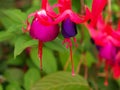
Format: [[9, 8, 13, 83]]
[[23, 0, 59, 70], [85, 15, 120, 85], [50, 0, 91, 76]]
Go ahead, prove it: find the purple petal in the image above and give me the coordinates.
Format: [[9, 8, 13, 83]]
[[61, 18, 77, 38]]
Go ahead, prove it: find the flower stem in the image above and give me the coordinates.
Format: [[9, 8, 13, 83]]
[[80, 0, 85, 15], [38, 41, 43, 70], [83, 53, 88, 80], [106, 0, 112, 23], [70, 45, 75, 76], [104, 61, 109, 86], [76, 55, 83, 74], [41, 0, 47, 9]]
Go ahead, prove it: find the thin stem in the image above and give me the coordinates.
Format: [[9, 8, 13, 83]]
[[76, 55, 83, 74], [108, 0, 111, 13], [64, 49, 76, 71], [38, 41, 43, 70], [80, 0, 85, 15], [83, 53, 88, 80], [104, 61, 109, 86], [105, 0, 112, 23], [41, 0, 47, 9], [70, 45, 75, 76], [64, 56, 71, 71]]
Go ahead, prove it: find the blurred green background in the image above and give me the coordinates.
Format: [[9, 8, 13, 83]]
[[0, 0, 120, 90]]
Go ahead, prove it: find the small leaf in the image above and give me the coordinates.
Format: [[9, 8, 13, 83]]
[[24, 68, 41, 90], [0, 9, 26, 29], [30, 47, 57, 74], [14, 36, 37, 58], [7, 55, 25, 66], [0, 84, 3, 90], [0, 31, 14, 42], [31, 71, 90, 90], [86, 51, 96, 67], [5, 83, 22, 90], [0, 24, 23, 42], [4, 68, 24, 85], [45, 38, 67, 52], [59, 51, 80, 72], [112, 4, 120, 12], [85, 0, 92, 9]]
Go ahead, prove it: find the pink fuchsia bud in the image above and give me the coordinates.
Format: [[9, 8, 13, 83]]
[[30, 10, 59, 70], [22, 0, 59, 70], [30, 10, 59, 42], [85, 15, 120, 85]]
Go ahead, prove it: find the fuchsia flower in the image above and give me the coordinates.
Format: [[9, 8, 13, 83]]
[[23, 0, 59, 70], [52, 0, 91, 76], [22, 0, 108, 76], [86, 16, 120, 85]]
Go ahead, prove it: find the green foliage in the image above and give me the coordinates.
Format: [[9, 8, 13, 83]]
[[0, 85, 3, 90], [14, 35, 37, 58], [0, 0, 120, 90], [0, 9, 26, 29], [5, 83, 22, 90], [24, 68, 41, 90], [4, 68, 24, 85], [45, 38, 67, 52], [86, 51, 96, 67], [31, 72, 90, 90], [30, 47, 58, 74]]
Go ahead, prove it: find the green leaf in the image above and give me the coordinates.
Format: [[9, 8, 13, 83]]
[[59, 50, 80, 72], [85, 0, 92, 9], [96, 78, 119, 90], [14, 36, 66, 58], [14, 35, 37, 58], [112, 4, 120, 12], [86, 52, 96, 67], [0, 24, 23, 42], [0, 9, 26, 29], [32, 0, 41, 7], [24, 68, 41, 90], [5, 83, 22, 90], [45, 38, 67, 52], [7, 24, 23, 33], [0, 84, 3, 90], [7, 55, 25, 66], [31, 72, 90, 90], [0, 31, 14, 42], [4, 68, 24, 85], [26, 59, 37, 68], [30, 47, 57, 74]]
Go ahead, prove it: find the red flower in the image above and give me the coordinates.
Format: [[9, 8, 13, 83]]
[[23, 0, 59, 70], [85, 15, 120, 85], [52, 0, 90, 76], [86, 16, 120, 46]]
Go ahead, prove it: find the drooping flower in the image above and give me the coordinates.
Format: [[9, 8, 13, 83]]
[[85, 15, 120, 85], [51, 0, 91, 76], [23, 0, 59, 70]]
